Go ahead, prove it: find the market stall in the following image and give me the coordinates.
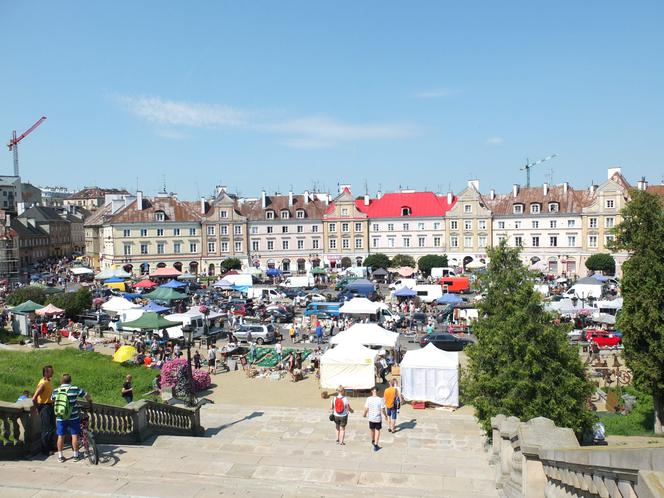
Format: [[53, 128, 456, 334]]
[[320, 342, 378, 390], [329, 323, 398, 349], [400, 343, 459, 407]]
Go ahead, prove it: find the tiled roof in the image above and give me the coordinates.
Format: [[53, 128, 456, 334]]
[[10, 218, 48, 238], [83, 204, 112, 227], [241, 194, 327, 221], [487, 185, 590, 216], [646, 185, 664, 197], [355, 191, 457, 218], [19, 206, 69, 223], [67, 187, 131, 200], [109, 196, 201, 223]]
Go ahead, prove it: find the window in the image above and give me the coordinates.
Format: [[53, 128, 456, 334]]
[[220, 242, 228, 252], [464, 220, 472, 231], [449, 236, 458, 248], [234, 225, 242, 235], [548, 203, 559, 212], [155, 228, 163, 237], [338, 223, 347, 233], [464, 236, 473, 248], [532, 221, 539, 229], [329, 223, 337, 232], [588, 235, 598, 248], [280, 210, 289, 219], [123, 244, 131, 255], [341, 208, 349, 216], [433, 222, 440, 230], [478, 235, 487, 248], [388, 237, 395, 248], [189, 243, 197, 253], [312, 239, 319, 249], [312, 225, 319, 233], [235, 241, 242, 252], [531, 203, 540, 214], [140, 244, 148, 255], [387, 223, 394, 231], [372, 237, 380, 248], [532, 236, 540, 247], [282, 240, 289, 250], [567, 220, 575, 228], [549, 236, 558, 247], [589, 218, 598, 228], [296, 210, 305, 219], [219, 210, 228, 219], [433, 236, 441, 247], [329, 239, 337, 249], [267, 241, 274, 250], [208, 242, 216, 253], [403, 223, 409, 231], [173, 228, 180, 236], [513, 204, 523, 214], [282, 226, 289, 234], [606, 199, 615, 209], [497, 235, 506, 243], [189, 228, 196, 236], [403, 237, 410, 247], [418, 236, 426, 247], [605, 235, 615, 245], [174, 242, 181, 254], [372, 223, 379, 232], [450, 220, 458, 230], [140, 229, 148, 237], [478, 220, 486, 230], [514, 236, 523, 247], [157, 243, 165, 254], [514, 221, 521, 229], [207, 226, 215, 236], [355, 222, 362, 232], [266, 211, 275, 220], [123, 229, 131, 237], [155, 211, 165, 222], [297, 225, 304, 233], [220, 225, 228, 235], [297, 240, 304, 250], [342, 239, 349, 249], [464, 204, 472, 213], [355, 238, 363, 249], [264, 226, 273, 235], [401, 207, 411, 216], [550, 220, 557, 229], [417, 222, 425, 230], [251, 240, 259, 251], [498, 221, 505, 229], [250, 226, 259, 235], [568, 236, 576, 247], [605, 217, 614, 228]]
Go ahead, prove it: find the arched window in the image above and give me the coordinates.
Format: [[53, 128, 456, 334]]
[[548, 202, 559, 213], [401, 206, 412, 216], [280, 210, 290, 219]]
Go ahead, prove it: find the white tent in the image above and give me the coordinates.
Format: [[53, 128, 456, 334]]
[[95, 268, 132, 280], [185, 305, 224, 320], [102, 296, 142, 313], [339, 297, 381, 315], [320, 342, 378, 390], [400, 343, 459, 407], [330, 323, 398, 348], [71, 267, 94, 275], [111, 309, 144, 332]]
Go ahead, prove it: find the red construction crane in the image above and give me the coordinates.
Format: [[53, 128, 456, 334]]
[[7, 116, 47, 177]]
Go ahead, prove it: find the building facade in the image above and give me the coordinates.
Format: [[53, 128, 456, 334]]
[[65, 187, 131, 212], [323, 187, 369, 268]]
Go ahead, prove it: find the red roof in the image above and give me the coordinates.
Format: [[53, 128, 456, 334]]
[[355, 192, 456, 218]]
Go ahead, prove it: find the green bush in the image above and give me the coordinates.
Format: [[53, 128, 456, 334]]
[[364, 253, 391, 270], [585, 253, 616, 275], [45, 288, 92, 320], [599, 386, 656, 436], [6, 286, 47, 306], [418, 254, 449, 276]]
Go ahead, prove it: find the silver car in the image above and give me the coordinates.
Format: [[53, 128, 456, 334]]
[[235, 324, 276, 344]]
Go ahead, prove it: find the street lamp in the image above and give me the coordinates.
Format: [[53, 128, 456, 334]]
[[181, 323, 196, 407]]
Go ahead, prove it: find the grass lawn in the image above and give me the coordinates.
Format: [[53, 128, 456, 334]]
[[0, 348, 160, 406], [598, 386, 660, 437], [0, 329, 25, 345]]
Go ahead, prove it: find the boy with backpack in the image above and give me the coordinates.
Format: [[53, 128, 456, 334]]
[[51, 373, 92, 463]]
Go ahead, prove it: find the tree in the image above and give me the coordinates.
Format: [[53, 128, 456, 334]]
[[391, 254, 416, 268], [463, 241, 594, 438], [363, 253, 391, 270], [612, 189, 664, 433], [417, 254, 449, 276], [340, 257, 352, 269], [585, 253, 616, 275], [6, 286, 47, 306], [221, 257, 242, 272], [46, 288, 92, 320]]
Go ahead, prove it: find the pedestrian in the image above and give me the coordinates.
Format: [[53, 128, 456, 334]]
[[207, 345, 217, 374], [174, 342, 182, 358], [275, 342, 283, 361], [193, 350, 202, 369], [364, 386, 387, 451], [383, 379, 402, 433], [121, 375, 133, 404], [52, 373, 92, 463], [289, 324, 296, 343], [32, 365, 55, 455], [17, 389, 30, 402], [315, 323, 323, 344], [330, 386, 353, 445], [376, 354, 389, 384]]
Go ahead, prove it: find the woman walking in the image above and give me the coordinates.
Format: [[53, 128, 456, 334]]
[[330, 386, 353, 445]]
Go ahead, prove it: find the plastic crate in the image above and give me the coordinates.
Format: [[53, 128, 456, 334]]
[[412, 401, 426, 409]]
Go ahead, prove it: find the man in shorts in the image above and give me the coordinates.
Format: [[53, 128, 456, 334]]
[[383, 379, 402, 433], [207, 345, 217, 374], [330, 386, 353, 445], [364, 386, 387, 451], [51, 373, 92, 462]]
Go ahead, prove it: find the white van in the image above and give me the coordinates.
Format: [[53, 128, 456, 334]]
[[247, 286, 285, 302], [389, 278, 417, 290], [164, 313, 206, 339], [282, 276, 315, 288], [413, 284, 443, 303], [430, 267, 457, 279], [564, 284, 603, 300]]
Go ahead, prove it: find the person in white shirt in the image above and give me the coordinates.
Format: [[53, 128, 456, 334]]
[[207, 346, 217, 374], [363, 386, 387, 451]]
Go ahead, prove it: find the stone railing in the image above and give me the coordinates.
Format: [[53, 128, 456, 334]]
[[491, 414, 664, 497], [0, 398, 203, 459]]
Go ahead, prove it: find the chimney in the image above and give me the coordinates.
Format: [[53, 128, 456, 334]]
[[288, 191, 294, 207], [377, 190, 383, 199], [200, 197, 206, 215], [468, 179, 480, 191], [543, 182, 549, 196], [17, 202, 26, 216], [136, 191, 143, 211], [607, 167, 622, 179], [637, 177, 647, 191], [339, 184, 351, 193], [447, 192, 453, 204], [261, 190, 266, 209], [512, 184, 519, 198], [364, 194, 370, 206], [589, 184, 597, 194], [563, 182, 569, 194], [304, 190, 309, 205], [489, 189, 495, 200]]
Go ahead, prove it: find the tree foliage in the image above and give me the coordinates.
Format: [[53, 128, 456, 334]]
[[340, 257, 352, 269], [585, 253, 616, 275], [221, 257, 242, 272], [417, 254, 449, 276], [463, 242, 594, 438], [363, 253, 391, 270], [612, 189, 664, 433], [391, 254, 416, 268], [46, 288, 92, 320], [6, 286, 47, 306]]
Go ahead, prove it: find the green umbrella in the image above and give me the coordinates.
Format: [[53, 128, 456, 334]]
[[143, 287, 188, 303], [11, 300, 45, 313], [121, 312, 182, 330]]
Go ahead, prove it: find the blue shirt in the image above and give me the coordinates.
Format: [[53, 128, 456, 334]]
[[51, 384, 87, 420]]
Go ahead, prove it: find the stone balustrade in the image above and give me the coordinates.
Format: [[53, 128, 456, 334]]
[[0, 398, 203, 459], [491, 414, 664, 497]]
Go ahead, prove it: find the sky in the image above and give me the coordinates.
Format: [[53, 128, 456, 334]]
[[2, 1, 663, 199]]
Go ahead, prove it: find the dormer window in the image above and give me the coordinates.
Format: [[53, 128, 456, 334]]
[[513, 204, 524, 214], [530, 203, 541, 214], [155, 211, 165, 222], [280, 210, 290, 219], [219, 210, 228, 219], [341, 208, 349, 216], [401, 206, 412, 216], [548, 202, 559, 213], [266, 210, 275, 220], [296, 209, 305, 219]]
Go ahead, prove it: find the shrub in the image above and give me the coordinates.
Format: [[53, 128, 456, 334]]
[[6, 286, 47, 306], [160, 358, 211, 392]]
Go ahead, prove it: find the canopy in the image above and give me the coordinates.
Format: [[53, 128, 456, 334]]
[[398, 266, 416, 277], [371, 268, 388, 277], [104, 276, 125, 283], [311, 267, 327, 275], [466, 260, 486, 269], [592, 313, 616, 325], [35, 303, 65, 316], [574, 276, 604, 286], [101, 296, 142, 313], [112, 345, 137, 363], [142, 301, 171, 313], [436, 293, 463, 305], [70, 267, 94, 275], [134, 279, 157, 289], [184, 305, 223, 320], [150, 267, 182, 278], [95, 268, 131, 280], [160, 279, 188, 289], [177, 272, 198, 281], [394, 287, 416, 298], [266, 268, 282, 277], [591, 273, 612, 282], [339, 297, 381, 315], [11, 300, 45, 313], [320, 342, 378, 390], [212, 278, 234, 289], [143, 287, 188, 303], [400, 343, 459, 406], [330, 323, 399, 348], [121, 312, 182, 330]]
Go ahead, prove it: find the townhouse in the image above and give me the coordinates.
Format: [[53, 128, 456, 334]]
[[323, 187, 369, 268]]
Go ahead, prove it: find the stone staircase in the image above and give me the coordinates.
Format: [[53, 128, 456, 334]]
[[0, 403, 498, 497]]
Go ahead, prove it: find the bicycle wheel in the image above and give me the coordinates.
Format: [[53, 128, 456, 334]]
[[87, 432, 99, 465]]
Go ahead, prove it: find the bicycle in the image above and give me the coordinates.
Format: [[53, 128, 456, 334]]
[[80, 403, 99, 465]]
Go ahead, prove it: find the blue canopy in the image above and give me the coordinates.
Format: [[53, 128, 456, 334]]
[[591, 273, 611, 282], [160, 279, 188, 289], [266, 268, 282, 277], [122, 292, 143, 300], [105, 276, 125, 283], [437, 293, 463, 304], [394, 287, 416, 297], [232, 284, 251, 293], [142, 300, 171, 313]]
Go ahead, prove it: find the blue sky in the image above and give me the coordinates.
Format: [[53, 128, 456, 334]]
[[2, 1, 663, 199]]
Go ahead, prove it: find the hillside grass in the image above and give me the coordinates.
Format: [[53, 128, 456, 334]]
[[598, 386, 660, 437], [0, 348, 160, 406]]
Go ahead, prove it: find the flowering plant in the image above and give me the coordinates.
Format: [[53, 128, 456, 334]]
[[160, 358, 211, 392]]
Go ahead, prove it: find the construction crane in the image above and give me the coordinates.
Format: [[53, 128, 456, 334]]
[[7, 116, 47, 177], [521, 153, 558, 188]]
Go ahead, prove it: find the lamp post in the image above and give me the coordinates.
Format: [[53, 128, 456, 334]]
[[181, 323, 196, 407]]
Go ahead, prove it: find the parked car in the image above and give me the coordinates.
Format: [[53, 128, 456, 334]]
[[263, 308, 294, 323], [235, 323, 277, 344], [78, 310, 112, 328], [583, 329, 622, 348], [420, 333, 472, 351], [294, 292, 328, 307]]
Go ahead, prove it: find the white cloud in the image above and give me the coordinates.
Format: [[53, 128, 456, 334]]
[[414, 88, 459, 99], [116, 95, 418, 147], [486, 136, 504, 145]]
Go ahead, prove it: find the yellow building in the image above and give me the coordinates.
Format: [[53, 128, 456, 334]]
[[322, 187, 369, 268]]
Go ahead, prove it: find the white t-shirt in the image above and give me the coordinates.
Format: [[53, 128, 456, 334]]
[[207, 348, 216, 360], [332, 395, 349, 417], [365, 396, 385, 423]]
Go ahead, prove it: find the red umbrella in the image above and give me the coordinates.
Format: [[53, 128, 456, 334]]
[[134, 279, 157, 288]]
